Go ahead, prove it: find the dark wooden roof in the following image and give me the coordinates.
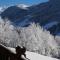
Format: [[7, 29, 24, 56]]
[[0, 44, 16, 55]]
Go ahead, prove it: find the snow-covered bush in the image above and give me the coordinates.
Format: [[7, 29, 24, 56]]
[[0, 17, 59, 58], [17, 23, 59, 57], [0, 17, 20, 47]]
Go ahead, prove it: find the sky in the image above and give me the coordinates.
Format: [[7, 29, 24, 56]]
[[0, 0, 48, 6]]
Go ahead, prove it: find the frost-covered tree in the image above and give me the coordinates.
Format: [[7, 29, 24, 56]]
[[0, 17, 20, 47], [17, 23, 59, 57], [0, 17, 59, 58], [55, 36, 60, 57], [55, 36, 60, 46]]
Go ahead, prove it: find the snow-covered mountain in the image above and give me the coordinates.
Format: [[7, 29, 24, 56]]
[[16, 4, 29, 10], [1, 0, 60, 35], [0, 6, 7, 14], [0, 7, 3, 13], [0, 7, 6, 14]]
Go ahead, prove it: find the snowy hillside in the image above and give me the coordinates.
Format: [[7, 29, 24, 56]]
[[0, 18, 59, 58], [6, 47, 59, 60], [26, 51, 59, 60]]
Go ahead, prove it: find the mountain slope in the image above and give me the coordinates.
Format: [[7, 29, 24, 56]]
[[1, 0, 60, 35]]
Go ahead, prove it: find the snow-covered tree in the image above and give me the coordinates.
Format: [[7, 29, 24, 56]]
[[0, 17, 20, 47], [55, 36, 60, 57], [18, 23, 59, 57], [0, 17, 59, 58]]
